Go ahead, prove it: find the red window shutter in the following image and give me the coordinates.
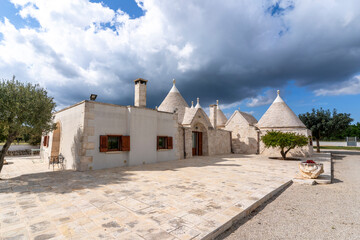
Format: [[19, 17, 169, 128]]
[[100, 135, 108, 152], [167, 137, 173, 149], [43, 136, 48, 147], [157, 136, 160, 150], [121, 136, 130, 151]]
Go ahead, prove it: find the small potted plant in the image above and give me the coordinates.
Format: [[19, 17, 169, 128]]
[[299, 160, 324, 179]]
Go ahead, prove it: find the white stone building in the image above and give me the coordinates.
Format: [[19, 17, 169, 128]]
[[257, 90, 313, 157], [224, 110, 259, 154], [158, 80, 231, 159], [41, 78, 231, 171], [223, 90, 313, 157], [41, 78, 313, 171]]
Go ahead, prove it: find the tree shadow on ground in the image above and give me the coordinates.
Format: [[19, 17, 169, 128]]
[[124, 154, 244, 172], [0, 168, 135, 195], [0, 154, 244, 195]]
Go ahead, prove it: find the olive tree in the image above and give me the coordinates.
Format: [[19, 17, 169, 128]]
[[261, 130, 309, 160], [299, 108, 352, 152], [0, 77, 56, 174]]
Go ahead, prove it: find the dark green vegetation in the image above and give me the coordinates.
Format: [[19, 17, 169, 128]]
[[0, 128, 42, 146], [261, 130, 308, 160], [0, 77, 56, 173], [299, 108, 353, 153], [331, 122, 360, 140]]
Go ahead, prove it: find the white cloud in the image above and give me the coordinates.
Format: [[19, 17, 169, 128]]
[[246, 89, 276, 107], [315, 76, 360, 96], [1, 0, 360, 109], [218, 100, 243, 110]]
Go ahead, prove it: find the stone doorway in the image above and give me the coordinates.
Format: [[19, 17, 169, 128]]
[[192, 131, 203, 156]]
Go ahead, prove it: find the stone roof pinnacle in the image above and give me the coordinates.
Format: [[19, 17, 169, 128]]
[[170, 79, 179, 93], [195, 98, 201, 108]]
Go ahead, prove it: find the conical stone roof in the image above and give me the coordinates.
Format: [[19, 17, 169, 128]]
[[158, 79, 189, 123], [257, 90, 306, 129]]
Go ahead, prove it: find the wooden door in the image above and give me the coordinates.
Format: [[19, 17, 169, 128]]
[[198, 132, 203, 156], [51, 122, 61, 156], [192, 132, 197, 155], [192, 131, 203, 156]]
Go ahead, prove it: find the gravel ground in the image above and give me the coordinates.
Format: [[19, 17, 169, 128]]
[[217, 150, 360, 240]]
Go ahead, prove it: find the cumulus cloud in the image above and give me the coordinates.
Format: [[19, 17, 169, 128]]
[[246, 89, 276, 107], [1, 0, 360, 109], [314, 75, 360, 96]]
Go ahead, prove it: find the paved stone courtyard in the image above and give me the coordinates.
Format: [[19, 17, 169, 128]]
[[0, 154, 302, 240]]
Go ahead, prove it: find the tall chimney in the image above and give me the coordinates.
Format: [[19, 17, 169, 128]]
[[209, 104, 217, 129], [134, 78, 148, 107]]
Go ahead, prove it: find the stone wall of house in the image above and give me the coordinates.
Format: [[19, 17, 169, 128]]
[[259, 128, 313, 157], [181, 107, 231, 158], [224, 113, 258, 154], [208, 129, 232, 156], [184, 127, 193, 158], [176, 125, 185, 159], [40, 101, 86, 170]]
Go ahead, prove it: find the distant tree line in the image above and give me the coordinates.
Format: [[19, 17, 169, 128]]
[[324, 122, 360, 141], [299, 108, 354, 152]]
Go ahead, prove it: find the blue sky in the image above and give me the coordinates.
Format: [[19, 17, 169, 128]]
[[0, 0, 359, 123]]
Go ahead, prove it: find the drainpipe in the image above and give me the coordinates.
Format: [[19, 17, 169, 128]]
[[183, 127, 186, 159], [256, 129, 260, 154], [230, 131, 233, 154]]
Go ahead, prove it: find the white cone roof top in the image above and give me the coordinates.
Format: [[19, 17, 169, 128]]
[[169, 79, 180, 93], [195, 97, 201, 108], [257, 90, 306, 129], [191, 101, 194, 109], [158, 79, 189, 122], [216, 100, 227, 126]]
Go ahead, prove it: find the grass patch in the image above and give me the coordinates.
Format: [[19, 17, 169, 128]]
[[320, 146, 360, 151], [0, 142, 30, 146]]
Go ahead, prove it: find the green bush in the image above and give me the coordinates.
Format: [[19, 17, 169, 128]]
[[261, 130, 309, 160]]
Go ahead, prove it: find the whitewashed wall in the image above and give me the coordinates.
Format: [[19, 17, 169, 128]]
[[40, 102, 85, 169], [82, 102, 178, 170]]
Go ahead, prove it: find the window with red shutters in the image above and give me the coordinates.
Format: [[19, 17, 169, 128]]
[[100, 135, 108, 152], [121, 136, 130, 151], [99, 135, 130, 152], [157, 136, 173, 150], [167, 137, 173, 149]]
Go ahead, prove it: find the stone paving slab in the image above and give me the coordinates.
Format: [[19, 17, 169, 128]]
[[0, 154, 326, 240]]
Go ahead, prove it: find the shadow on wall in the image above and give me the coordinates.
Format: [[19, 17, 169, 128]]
[[232, 136, 258, 154], [71, 128, 83, 170]]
